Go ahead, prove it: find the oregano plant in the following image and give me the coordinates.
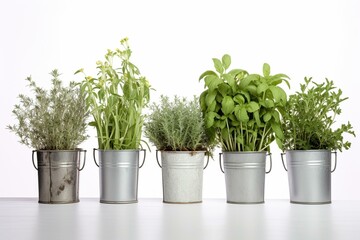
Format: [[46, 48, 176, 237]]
[[199, 54, 290, 152], [281, 77, 355, 151], [76, 38, 151, 150]]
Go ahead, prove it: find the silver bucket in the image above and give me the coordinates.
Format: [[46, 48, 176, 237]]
[[281, 150, 337, 204], [156, 151, 209, 204], [32, 149, 86, 204], [93, 149, 146, 204], [219, 151, 272, 204]]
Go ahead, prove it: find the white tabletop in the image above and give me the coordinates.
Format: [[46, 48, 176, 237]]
[[0, 198, 359, 240]]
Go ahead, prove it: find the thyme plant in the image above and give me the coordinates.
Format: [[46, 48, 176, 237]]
[[282, 77, 355, 151], [199, 54, 290, 152], [76, 38, 151, 150], [8, 70, 89, 150], [144, 96, 210, 152]]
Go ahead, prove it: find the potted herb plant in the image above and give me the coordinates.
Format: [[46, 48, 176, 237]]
[[76, 38, 150, 204], [144, 96, 211, 203], [281, 77, 355, 204], [199, 54, 290, 203], [8, 70, 88, 204]]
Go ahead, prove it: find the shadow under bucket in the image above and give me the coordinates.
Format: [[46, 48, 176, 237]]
[[32, 149, 86, 204], [281, 150, 337, 204]]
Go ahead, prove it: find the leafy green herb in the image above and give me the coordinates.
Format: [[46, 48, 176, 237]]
[[76, 38, 151, 150], [8, 70, 89, 150], [199, 54, 290, 151], [144, 96, 211, 152], [282, 77, 355, 151]]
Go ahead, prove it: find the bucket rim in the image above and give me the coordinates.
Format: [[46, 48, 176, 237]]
[[284, 149, 331, 153], [222, 151, 268, 155], [96, 149, 142, 153], [34, 149, 85, 153], [160, 150, 206, 154]]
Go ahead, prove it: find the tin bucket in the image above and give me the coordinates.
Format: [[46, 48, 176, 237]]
[[219, 151, 272, 204], [281, 150, 337, 204], [93, 149, 146, 204], [32, 149, 86, 204], [156, 151, 209, 204]]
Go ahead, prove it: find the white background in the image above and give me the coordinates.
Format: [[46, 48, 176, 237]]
[[1, 0, 359, 200]]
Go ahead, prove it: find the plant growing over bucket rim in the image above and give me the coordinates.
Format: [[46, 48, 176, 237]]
[[281, 77, 355, 152], [199, 54, 290, 152], [76, 38, 152, 150]]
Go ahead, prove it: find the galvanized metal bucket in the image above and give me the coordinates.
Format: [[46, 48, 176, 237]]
[[156, 151, 209, 204], [281, 150, 337, 204], [32, 149, 86, 204], [93, 149, 146, 204], [219, 151, 272, 204]]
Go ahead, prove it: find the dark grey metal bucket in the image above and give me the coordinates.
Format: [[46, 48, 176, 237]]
[[219, 151, 272, 204], [281, 150, 337, 204], [32, 149, 86, 204], [156, 151, 209, 204], [93, 149, 146, 204]]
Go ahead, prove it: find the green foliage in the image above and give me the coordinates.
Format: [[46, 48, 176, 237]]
[[199, 54, 290, 152], [8, 70, 89, 150], [144, 96, 211, 152], [282, 77, 355, 151], [77, 38, 151, 150]]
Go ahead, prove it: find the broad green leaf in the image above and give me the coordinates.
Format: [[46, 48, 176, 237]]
[[235, 107, 249, 122], [240, 90, 251, 102], [218, 83, 231, 97], [223, 74, 236, 91], [221, 128, 230, 139], [207, 100, 216, 112], [205, 75, 223, 90], [240, 74, 259, 89], [246, 101, 260, 113], [205, 91, 217, 107], [199, 90, 208, 111], [221, 96, 235, 115], [264, 99, 274, 108], [269, 86, 287, 102], [215, 120, 226, 129], [222, 54, 231, 70], [263, 112, 272, 122], [254, 110, 264, 126], [246, 84, 257, 96], [257, 83, 269, 94], [212, 58, 224, 74], [271, 110, 280, 123], [263, 63, 271, 77], [271, 122, 284, 139], [205, 112, 217, 128], [233, 94, 245, 104], [228, 69, 248, 77], [199, 70, 218, 81]]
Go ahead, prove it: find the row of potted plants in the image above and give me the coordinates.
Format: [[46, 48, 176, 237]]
[[8, 38, 355, 205]]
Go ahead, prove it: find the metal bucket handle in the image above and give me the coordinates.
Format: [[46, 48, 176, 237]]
[[93, 148, 100, 167], [331, 151, 337, 173], [280, 152, 288, 171], [156, 150, 209, 170], [77, 149, 87, 171], [32, 150, 38, 170], [266, 152, 272, 174], [219, 153, 224, 173], [139, 149, 146, 169], [93, 148, 146, 169]]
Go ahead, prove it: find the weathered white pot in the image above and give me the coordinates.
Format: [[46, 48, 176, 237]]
[[157, 151, 207, 204], [220, 151, 272, 204], [281, 150, 337, 204]]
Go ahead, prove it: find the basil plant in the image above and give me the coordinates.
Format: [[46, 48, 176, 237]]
[[199, 54, 290, 152]]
